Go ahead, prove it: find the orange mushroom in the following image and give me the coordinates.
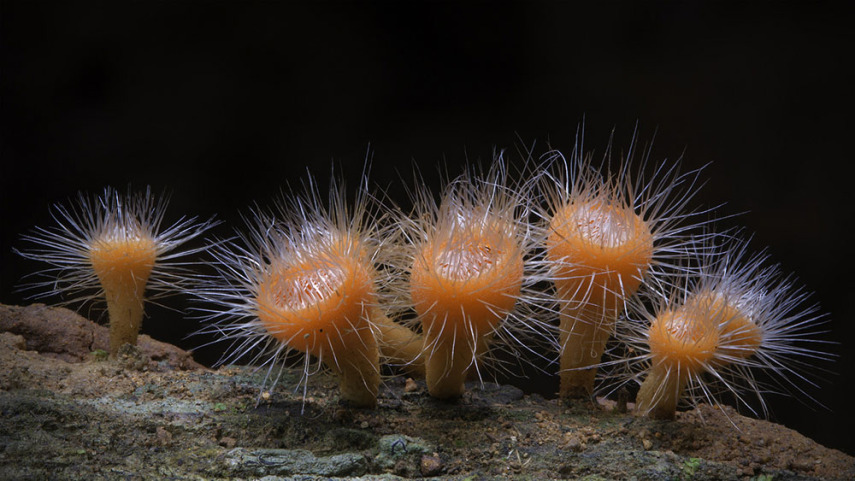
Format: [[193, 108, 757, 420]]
[[17, 187, 215, 356]]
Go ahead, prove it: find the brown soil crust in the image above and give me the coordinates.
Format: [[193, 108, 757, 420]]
[[0, 303, 202, 369], [1, 303, 852, 480]]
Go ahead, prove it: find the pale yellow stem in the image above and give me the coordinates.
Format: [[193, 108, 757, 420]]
[[373, 308, 425, 377], [424, 327, 475, 399], [323, 324, 380, 408], [104, 283, 146, 356], [635, 365, 687, 420], [559, 299, 619, 398]]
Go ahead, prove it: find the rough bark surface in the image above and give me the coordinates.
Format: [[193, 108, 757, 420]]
[[1, 303, 852, 480]]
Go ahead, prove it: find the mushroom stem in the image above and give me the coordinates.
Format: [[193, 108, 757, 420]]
[[374, 309, 425, 377], [423, 325, 473, 399], [104, 283, 147, 356], [325, 324, 380, 408], [636, 365, 686, 420], [558, 299, 617, 398]]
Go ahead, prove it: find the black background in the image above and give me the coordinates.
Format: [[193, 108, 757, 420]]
[[2, 2, 853, 456]]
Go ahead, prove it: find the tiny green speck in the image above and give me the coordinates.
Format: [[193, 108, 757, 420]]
[[91, 349, 108, 361], [681, 457, 701, 480]]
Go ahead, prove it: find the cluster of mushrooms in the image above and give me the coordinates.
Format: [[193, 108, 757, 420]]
[[17, 133, 830, 421]]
